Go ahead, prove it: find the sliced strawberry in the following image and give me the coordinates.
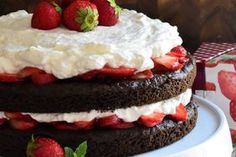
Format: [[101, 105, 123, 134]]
[[51, 122, 78, 130], [31, 73, 57, 85], [97, 115, 120, 127], [0, 73, 23, 83], [0, 118, 6, 126], [81, 70, 99, 80], [139, 112, 165, 127], [169, 45, 187, 57], [74, 119, 95, 129], [153, 55, 183, 71], [18, 67, 44, 78], [98, 67, 136, 78], [4, 112, 33, 121], [110, 121, 135, 129], [132, 70, 153, 79], [169, 103, 188, 121], [10, 119, 37, 130]]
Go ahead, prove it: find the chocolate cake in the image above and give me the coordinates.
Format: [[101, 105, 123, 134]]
[[0, 1, 198, 157]]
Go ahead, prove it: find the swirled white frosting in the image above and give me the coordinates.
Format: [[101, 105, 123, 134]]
[[0, 9, 182, 79], [20, 89, 192, 123]]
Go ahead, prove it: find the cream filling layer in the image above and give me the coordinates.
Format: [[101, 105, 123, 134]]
[[18, 89, 192, 123], [0, 9, 182, 79]]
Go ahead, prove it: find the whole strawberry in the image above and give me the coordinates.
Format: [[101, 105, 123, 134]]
[[61, 0, 75, 8], [32, 1, 62, 30], [63, 0, 99, 32], [91, 0, 121, 26], [26, 137, 64, 157]]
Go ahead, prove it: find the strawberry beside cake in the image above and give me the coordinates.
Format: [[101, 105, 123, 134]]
[[0, 0, 197, 157]]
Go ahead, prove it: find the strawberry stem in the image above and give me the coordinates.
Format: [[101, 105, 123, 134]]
[[76, 7, 98, 32]]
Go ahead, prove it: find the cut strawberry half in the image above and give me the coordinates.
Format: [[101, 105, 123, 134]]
[[169, 45, 187, 57], [97, 115, 120, 127], [110, 121, 135, 129], [0, 73, 23, 83], [0, 118, 6, 126], [5, 112, 33, 121], [74, 119, 95, 129], [51, 122, 78, 130], [139, 112, 165, 127], [169, 103, 188, 121], [153, 55, 183, 71], [132, 70, 153, 79], [81, 70, 99, 80], [31, 73, 57, 85], [98, 67, 136, 78], [10, 119, 37, 130], [18, 67, 44, 78]]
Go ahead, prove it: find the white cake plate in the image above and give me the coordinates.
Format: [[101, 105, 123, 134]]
[[136, 95, 233, 157]]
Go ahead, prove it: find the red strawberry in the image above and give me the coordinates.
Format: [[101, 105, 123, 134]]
[[153, 55, 183, 71], [43, 0, 61, 5], [205, 82, 216, 91], [63, 0, 99, 31], [230, 129, 236, 144], [26, 137, 64, 157], [230, 100, 236, 122], [61, 0, 76, 8], [18, 67, 44, 78], [31, 73, 57, 85], [51, 121, 79, 130], [4, 112, 33, 120], [169, 103, 188, 121], [74, 120, 95, 129], [97, 115, 120, 127], [32, 1, 62, 30], [51, 121, 78, 130], [139, 112, 165, 127], [168, 45, 187, 57], [91, 0, 121, 26], [132, 70, 153, 79], [110, 121, 135, 129], [0, 118, 6, 126], [10, 119, 37, 130], [218, 70, 236, 100], [0, 73, 23, 83], [81, 70, 99, 80], [98, 66, 136, 77]]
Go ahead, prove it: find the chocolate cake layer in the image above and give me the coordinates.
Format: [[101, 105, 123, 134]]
[[0, 102, 197, 157], [0, 55, 196, 113]]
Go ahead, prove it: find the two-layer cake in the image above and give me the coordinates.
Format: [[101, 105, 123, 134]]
[[0, 6, 197, 157]]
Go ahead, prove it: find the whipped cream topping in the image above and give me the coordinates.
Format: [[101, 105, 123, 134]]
[[0, 10, 182, 79], [23, 89, 192, 123]]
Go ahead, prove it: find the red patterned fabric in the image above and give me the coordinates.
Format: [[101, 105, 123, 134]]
[[194, 43, 236, 62]]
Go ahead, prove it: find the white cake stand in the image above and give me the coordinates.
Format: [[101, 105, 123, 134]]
[[137, 95, 233, 157]]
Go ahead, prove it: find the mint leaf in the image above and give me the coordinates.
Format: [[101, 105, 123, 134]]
[[64, 147, 75, 157], [75, 141, 87, 157]]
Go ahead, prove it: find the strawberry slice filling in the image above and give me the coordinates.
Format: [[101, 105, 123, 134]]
[[0, 46, 189, 84], [1, 103, 188, 130]]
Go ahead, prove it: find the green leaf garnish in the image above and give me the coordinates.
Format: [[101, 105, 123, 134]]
[[64, 141, 88, 157], [75, 141, 87, 157]]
